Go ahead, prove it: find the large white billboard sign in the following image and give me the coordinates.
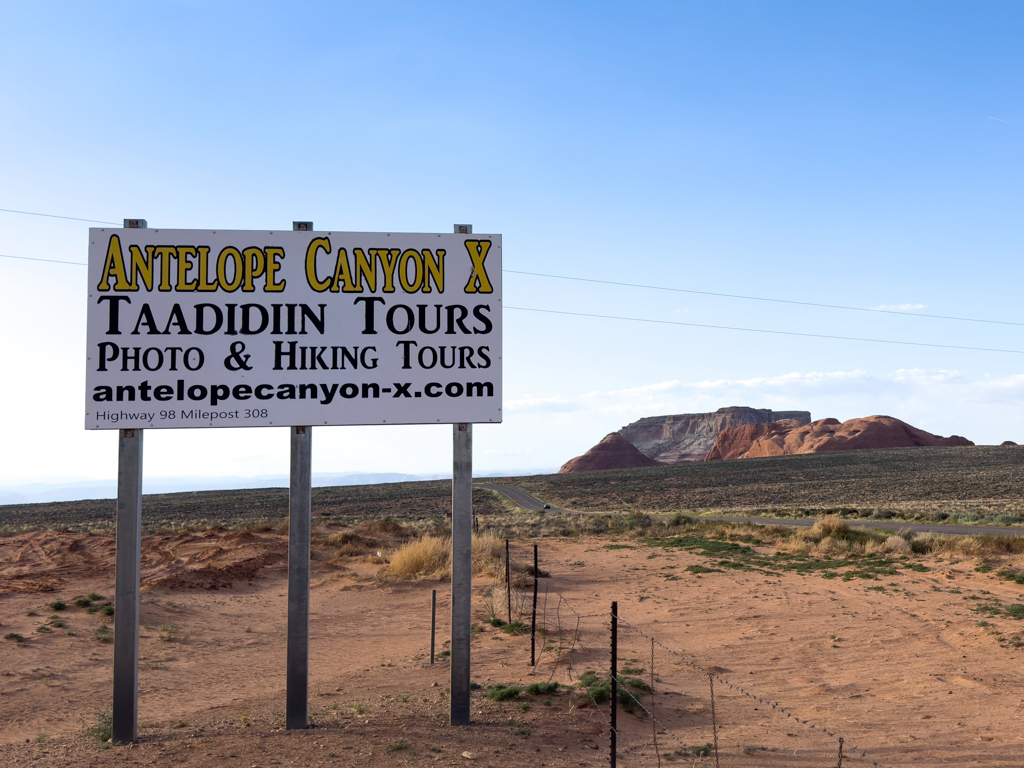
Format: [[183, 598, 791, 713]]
[[85, 229, 502, 429]]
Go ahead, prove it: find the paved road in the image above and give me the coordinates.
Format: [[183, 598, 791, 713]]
[[477, 483, 1024, 537], [476, 483, 556, 511]]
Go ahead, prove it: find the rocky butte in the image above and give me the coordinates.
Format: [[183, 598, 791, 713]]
[[559, 406, 812, 472], [618, 407, 812, 463], [558, 432, 662, 473], [705, 415, 973, 460]]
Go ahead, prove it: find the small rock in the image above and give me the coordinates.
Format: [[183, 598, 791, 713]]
[[462, 751, 477, 760]]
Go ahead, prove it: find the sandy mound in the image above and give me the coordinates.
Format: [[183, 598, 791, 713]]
[[559, 432, 663, 472], [706, 414, 973, 460], [0, 529, 288, 595]]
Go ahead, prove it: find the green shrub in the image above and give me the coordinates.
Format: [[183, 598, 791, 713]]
[[85, 708, 114, 746], [485, 683, 522, 701], [526, 681, 559, 696]]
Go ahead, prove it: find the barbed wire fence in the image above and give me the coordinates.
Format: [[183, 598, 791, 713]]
[[492, 542, 889, 768]]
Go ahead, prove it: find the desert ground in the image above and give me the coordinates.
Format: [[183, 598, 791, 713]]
[[3, 506, 1024, 767]]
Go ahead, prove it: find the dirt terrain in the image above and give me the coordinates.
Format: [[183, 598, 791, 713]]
[[3, 522, 1024, 767]]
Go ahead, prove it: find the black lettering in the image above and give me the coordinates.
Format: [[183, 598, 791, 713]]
[[386, 304, 415, 334], [162, 304, 192, 335], [319, 383, 339, 405], [472, 304, 493, 334], [241, 304, 269, 335], [274, 341, 298, 370], [417, 304, 443, 334], [466, 381, 493, 397], [445, 305, 471, 334], [354, 296, 386, 334], [97, 295, 131, 335], [396, 340, 417, 369], [300, 303, 326, 334], [194, 303, 223, 335], [131, 304, 163, 335], [97, 342, 119, 372]]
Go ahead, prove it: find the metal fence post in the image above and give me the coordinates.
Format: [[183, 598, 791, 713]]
[[287, 425, 312, 729], [451, 422, 473, 725], [112, 427, 143, 744], [611, 600, 618, 768], [430, 588, 437, 665], [505, 539, 512, 623], [531, 544, 538, 666]]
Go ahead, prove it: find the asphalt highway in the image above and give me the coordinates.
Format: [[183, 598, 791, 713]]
[[476, 483, 1024, 537], [476, 483, 557, 511]]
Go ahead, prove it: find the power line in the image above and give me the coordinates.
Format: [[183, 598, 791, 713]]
[[0, 253, 87, 266], [0, 207, 120, 225], [505, 305, 1024, 354], [2, 248, 1018, 354], [504, 269, 1024, 328]]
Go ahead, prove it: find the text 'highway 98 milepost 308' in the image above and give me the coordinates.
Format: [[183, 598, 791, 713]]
[[85, 229, 502, 429]]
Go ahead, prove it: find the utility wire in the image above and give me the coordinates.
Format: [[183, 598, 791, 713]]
[[2, 249, 1019, 354], [504, 269, 1024, 328], [0, 207, 120, 225], [505, 305, 1024, 355], [1, 253, 87, 266]]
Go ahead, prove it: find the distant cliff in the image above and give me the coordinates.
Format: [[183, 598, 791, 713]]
[[705, 415, 973, 460], [619, 407, 812, 463]]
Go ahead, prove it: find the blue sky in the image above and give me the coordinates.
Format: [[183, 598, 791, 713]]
[[2, 2, 1023, 496]]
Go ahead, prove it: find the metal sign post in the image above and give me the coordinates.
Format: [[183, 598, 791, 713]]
[[112, 217, 147, 745], [286, 424, 312, 729], [449, 222, 475, 727], [450, 421, 473, 725], [286, 222, 314, 730], [112, 427, 143, 743]]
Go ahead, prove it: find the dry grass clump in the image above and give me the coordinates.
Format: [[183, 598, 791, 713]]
[[360, 518, 412, 538], [377, 533, 509, 583], [874, 535, 911, 555], [812, 515, 849, 538], [325, 531, 379, 557]]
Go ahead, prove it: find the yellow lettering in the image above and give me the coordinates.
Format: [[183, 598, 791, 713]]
[[217, 246, 244, 292], [97, 235, 131, 291], [128, 245, 154, 291], [175, 246, 197, 291], [398, 249, 423, 293], [196, 246, 218, 291], [264, 247, 286, 292], [353, 248, 375, 292], [374, 248, 400, 293], [242, 247, 265, 292], [156, 246, 175, 291], [304, 237, 332, 292], [422, 248, 445, 293], [332, 248, 357, 292], [462, 240, 493, 293]]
